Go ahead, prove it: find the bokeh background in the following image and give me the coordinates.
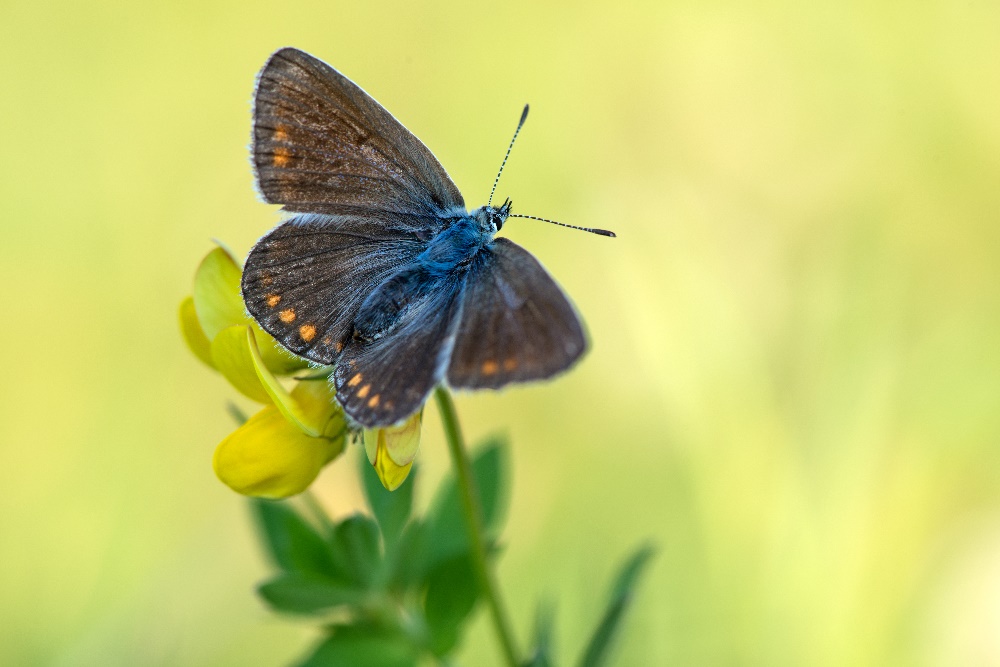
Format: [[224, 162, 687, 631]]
[[3, 0, 1000, 664]]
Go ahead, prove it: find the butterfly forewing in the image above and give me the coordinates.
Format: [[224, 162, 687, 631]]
[[334, 277, 464, 426], [242, 214, 426, 364], [253, 48, 464, 219], [447, 238, 587, 390]]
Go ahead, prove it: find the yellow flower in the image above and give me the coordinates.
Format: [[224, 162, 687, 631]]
[[364, 410, 423, 491], [179, 244, 346, 498]]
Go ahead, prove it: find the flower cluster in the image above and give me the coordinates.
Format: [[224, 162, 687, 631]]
[[179, 244, 419, 496]]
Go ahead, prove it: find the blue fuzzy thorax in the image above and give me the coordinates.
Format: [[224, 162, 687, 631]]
[[353, 202, 511, 340]]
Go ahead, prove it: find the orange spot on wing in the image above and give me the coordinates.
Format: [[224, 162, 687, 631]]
[[265, 294, 281, 307], [367, 394, 380, 408], [334, 341, 343, 353], [503, 358, 518, 371], [278, 308, 296, 323], [273, 147, 291, 167], [273, 125, 289, 142], [357, 384, 371, 398], [481, 360, 499, 375], [261, 273, 273, 286], [299, 324, 316, 342], [348, 373, 363, 387]]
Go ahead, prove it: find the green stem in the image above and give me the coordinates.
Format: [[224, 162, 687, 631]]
[[435, 387, 520, 667]]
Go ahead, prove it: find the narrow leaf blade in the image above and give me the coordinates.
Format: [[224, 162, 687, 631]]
[[577, 544, 656, 667]]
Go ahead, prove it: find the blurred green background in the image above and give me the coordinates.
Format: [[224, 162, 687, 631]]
[[2, 0, 999, 664]]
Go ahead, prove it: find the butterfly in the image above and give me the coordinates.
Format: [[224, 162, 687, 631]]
[[242, 48, 613, 428]]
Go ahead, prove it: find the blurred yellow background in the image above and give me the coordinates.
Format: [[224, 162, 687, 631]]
[[2, 0, 999, 664]]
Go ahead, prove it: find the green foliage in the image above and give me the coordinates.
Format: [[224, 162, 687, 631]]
[[298, 625, 420, 667], [577, 544, 657, 667], [252, 440, 512, 662], [424, 554, 479, 655], [328, 515, 382, 588], [522, 603, 556, 667], [257, 573, 367, 614], [424, 435, 509, 568], [252, 499, 335, 575], [360, 453, 413, 551], [252, 438, 655, 666]]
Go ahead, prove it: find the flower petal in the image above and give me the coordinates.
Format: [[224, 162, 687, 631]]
[[211, 325, 273, 403], [362, 411, 422, 491], [192, 245, 245, 340], [383, 410, 422, 467], [179, 296, 215, 368], [213, 405, 344, 498], [364, 429, 378, 465], [291, 377, 347, 443], [373, 439, 413, 492], [247, 328, 325, 437], [254, 324, 311, 375]]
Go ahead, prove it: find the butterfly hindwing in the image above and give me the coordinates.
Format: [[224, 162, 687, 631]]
[[253, 48, 464, 221], [333, 275, 464, 426], [241, 214, 426, 364], [446, 238, 587, 389]]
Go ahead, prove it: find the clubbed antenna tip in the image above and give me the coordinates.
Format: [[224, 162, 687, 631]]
[[508, 214, 616, 238], [488, 105, 531, 207]]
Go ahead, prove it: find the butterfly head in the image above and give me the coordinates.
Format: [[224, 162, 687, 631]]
[[472, 197, 512, 235]]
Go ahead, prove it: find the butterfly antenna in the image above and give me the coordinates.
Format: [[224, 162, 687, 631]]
[[488, 104, 530, 207], [508, 214, 616, 238]]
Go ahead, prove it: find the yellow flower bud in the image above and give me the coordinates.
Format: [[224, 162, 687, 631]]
[[363, 410, 422, 491]]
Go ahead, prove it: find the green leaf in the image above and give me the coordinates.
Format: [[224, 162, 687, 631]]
[[329, 515, 382, 589], [424, 554, 480, 656], [251, 499, 336, 575], [522, 602, 556, 667], [577, 544, 656, 667], [297, 625, 418, 667], [361, 452, 414, 552], [425, 435, 510, 568], [192, 245, 245, 340], [386, 519, 429, 591], [178, 296, 215, 368], [258, 572, 367, 614]]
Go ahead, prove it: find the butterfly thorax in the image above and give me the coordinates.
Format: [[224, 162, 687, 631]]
[[352, 204, 509, 342]]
